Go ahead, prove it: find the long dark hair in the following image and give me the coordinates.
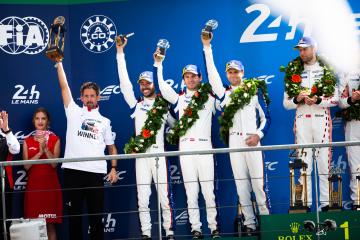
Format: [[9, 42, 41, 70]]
[[32, 107, 51, 129]]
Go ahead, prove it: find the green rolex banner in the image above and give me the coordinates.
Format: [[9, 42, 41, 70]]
[[0, 0, 126, 5], [261, 211, 360, 240]]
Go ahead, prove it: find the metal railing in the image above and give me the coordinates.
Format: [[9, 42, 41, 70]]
[[1, 141, 360, 239]]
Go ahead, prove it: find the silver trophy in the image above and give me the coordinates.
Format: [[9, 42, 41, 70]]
[[156, 39, 170, 60], [116, 32, 135, 46], [202, 19, 218, 40]]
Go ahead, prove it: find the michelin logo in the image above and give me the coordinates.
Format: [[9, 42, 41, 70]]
[[0, 16, 49, 55], [80, 15, 117, 53]]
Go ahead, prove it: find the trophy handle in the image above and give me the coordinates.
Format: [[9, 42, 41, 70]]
[[302, 167, 308, 206], [329, 180, 333, 207], [61, 32, 66, 52], [290, 169, 294, 207], [47, 28, 53, 48]]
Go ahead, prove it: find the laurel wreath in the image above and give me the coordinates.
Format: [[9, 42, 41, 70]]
[[218, 79, 270, 144], [337, 84, 360, 121], [124, 95, 169, 154], [280, 56, 336, 101], [166, 83, 213, 145]]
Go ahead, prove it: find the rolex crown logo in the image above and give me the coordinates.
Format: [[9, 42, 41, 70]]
[[290, 222, 300, 234]]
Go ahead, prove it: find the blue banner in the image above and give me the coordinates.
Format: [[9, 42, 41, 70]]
[[1, 0, 359, 238]]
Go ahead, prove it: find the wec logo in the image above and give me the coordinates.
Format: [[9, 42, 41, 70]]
[[175, 210, 189, 226], [99, 85, 120, 101], [0, 16, 49, 55], [14, 130, 35, 144]]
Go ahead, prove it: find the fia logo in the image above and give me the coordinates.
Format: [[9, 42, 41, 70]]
[[102, 213, 116, 233], [0, 16, 49, 55], [80, 15, 117, 53], [11, 85, 40, 104], [99, 85, 120, 101], [14, 170, 28, 191], [240, 4, 312, 43]]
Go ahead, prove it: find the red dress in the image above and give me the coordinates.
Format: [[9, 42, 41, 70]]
[[24, 133, 62, 223]]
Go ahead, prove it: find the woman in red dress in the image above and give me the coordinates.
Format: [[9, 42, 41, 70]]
[[23, 107, 62, 240]]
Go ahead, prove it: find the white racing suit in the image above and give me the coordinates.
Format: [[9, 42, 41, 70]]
[[156, 62, 219, 233], [283, 61, 339, 208], [117, 53, 175, 237], [203, 45, 270, 229], [339, 72, 360, 204]]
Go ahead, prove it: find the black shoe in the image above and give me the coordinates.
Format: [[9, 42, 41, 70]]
[[166, 235, 175, 240], [192, 230, 204, 239], [321, 205, 329, 212], [211, 229, 221, 238], [141, 235, 152, 240], [244, 226, 256, 237]]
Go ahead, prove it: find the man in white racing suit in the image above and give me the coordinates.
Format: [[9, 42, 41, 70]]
[[283, 37, 339, 211], [339, 71, 360, 208], [154, 48, 220, 239], [116, 37, 175, 240], [202, 33, 270, 235]]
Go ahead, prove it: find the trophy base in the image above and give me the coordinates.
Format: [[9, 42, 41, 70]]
[[352, 205, 360, 211], [201, 30, 211, 40], [46, 47, 64, 62], [289, 206, 310, 214], [155, 54, 165, 61], [328, 206, 342, 212]]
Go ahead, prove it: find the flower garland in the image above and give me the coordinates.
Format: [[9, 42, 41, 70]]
[[280, 56, 336, 101], [166, 83, 212, 145], [337, 85, 360, 121], [124, 94, 169, 154], [218, 78, 270, 144]]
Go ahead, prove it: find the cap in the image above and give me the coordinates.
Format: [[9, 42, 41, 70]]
[[182, 64, 201, 76], [137, 71, 153, 83], [294, 36, 317, 49], [225, 60, 244, 72]]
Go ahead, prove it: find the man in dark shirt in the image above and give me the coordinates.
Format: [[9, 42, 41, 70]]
[[0, 110, 20, 239]]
